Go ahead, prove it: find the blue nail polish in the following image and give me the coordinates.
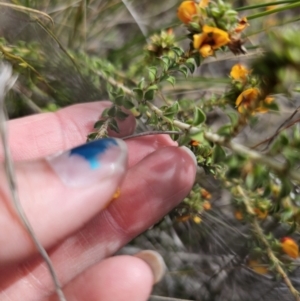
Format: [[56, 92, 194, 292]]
[[70, 138, 118, 170], [47, 138, 127, 187]]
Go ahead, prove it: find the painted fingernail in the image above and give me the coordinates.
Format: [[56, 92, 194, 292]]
[[180, 146, 198, 166], [134, 250, 166, 284], [47, 138, 127, 187]]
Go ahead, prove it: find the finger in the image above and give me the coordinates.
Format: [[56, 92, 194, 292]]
[[0, 138, 127, 263], [0, 146, 196, 300], [48, 254, 161, 301], [3, 101, 136, 161], [0, 135, 177, 264]]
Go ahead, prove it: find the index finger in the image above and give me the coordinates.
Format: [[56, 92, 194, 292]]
[[3, 101, 136, 161]]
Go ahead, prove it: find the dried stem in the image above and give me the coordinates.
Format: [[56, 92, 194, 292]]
[[0, 63, 66, 301]]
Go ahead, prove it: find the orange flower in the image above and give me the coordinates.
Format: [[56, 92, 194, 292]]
[[177, 1, 198, 24], [193, 25, 230, 57], [235, 88, 260, 113], [203, 200, 211, 210], [235, 17, 249, 33], [201, 188, 212, 200], [281, 237, 299, 259], [235, 210, 243, 220], [230, 64, 250, 82]]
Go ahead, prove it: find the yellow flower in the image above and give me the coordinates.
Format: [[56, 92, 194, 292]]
[[203, 200, 211, 210], [235, 88, 260, 113], [248, 259, 268, 275], [254, 208, 268, 219], [193, 25, 230, 57], [255, 96, 274, 113], [177, 1, 198, 24], [281, 237, 299, 259], [193, 216, 202, 224], [199, 0, 209, 8], [230, 64, 250, 82], [235, 17, 249, 33]]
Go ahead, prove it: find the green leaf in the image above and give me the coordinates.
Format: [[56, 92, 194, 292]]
[[108, 118, 119, 133], [101, 108, 110, 117], [166, 76, 176, 86], [147, 84, 159, 91], [148, 67, 157, 82], [227, 111, 239, 126], [178, 65, 188, 77], [171, 46, 184, 57], [138, 79, 145, 89], [217, 124, 232, 137], [185, 58, 196, 74], [192, 107, 206, 126], [212, 145, 226, 163], [115, 109, 129, 120], [161, 56, 170, 71], [144, 89, 155, 101], [114, 95, 124, 106], [107, 106, 116, 117], [94, 119, 105, 129], [122, 99, 135, 109], [164, 101, 179, 114], [133, 88, 144, 101], [193, 53, 201, 67]]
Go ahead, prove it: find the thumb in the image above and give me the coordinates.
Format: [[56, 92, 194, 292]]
[[0, 138, 127, 264]]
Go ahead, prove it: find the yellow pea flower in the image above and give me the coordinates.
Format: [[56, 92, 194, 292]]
[[193, 25, 230, 57], [235, 88, 260, 113], [281, 237, 299, 259], [230, 64, 250, 82], [177, 1, 198, 24], [235, 17, 249, 33], [248, 259, 268, 275]]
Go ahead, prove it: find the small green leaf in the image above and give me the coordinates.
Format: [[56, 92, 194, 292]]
[[227, 111, 239, 126], [138, 79, 145, 89], [192, 107, 206, 126], [147, 84, 159, 91], [115, 109, 129, 120], [166, 76, 176, 86], [178, 65, 188, 77], [212, 145, 226, 163], [148, 67, 157, 82], [144, 89, 155, 101], [185, 58, 196, 74], [217, 124, 232, 137], [164, 102, 179, 115], [108, 118, 119, 133], [279, 178, 292, 198], [114, 95, 124, 106], [107, 106, 116, 117], [94, 119, 105, 129], [161, 56, 170, 70], [122, 99, 135, 109], [133, 88, 144, 101]]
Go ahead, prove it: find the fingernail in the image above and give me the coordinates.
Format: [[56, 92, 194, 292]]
[[134, 250, 166, 284], [47, 138, 127, 187], [179, 146, 198, 166]]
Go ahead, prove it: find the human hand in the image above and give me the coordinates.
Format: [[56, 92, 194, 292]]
[[0, 101, 196, 301]]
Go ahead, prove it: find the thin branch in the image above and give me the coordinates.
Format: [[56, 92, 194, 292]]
[[204, 131, 300, 183], [238, 186, 300, 301], [0, 63, 66, 301]]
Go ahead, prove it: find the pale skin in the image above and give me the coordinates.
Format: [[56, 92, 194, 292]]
[[0, 101, 196, 301]]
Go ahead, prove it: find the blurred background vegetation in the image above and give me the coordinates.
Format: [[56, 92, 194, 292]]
[[2, 0, 300, 301]]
